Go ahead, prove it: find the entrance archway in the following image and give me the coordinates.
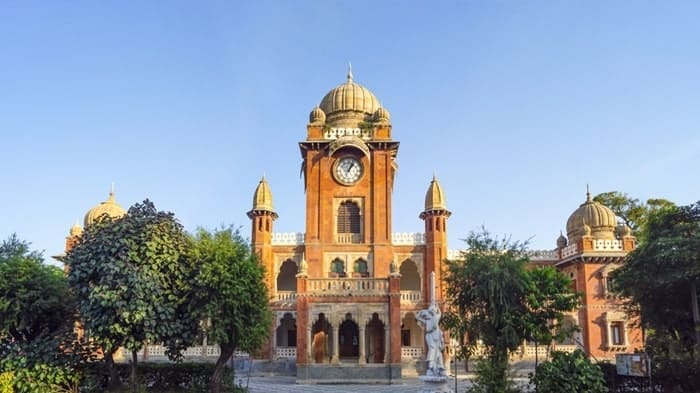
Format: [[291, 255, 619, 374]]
[[339, 316, 359, 359], [366, 313, 385, 363], [312, 313, 331, 364]]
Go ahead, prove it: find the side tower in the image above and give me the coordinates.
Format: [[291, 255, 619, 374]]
[[419, 176, 451, 301], [556, 190, 641, 360], [247, 177, 278, 289]]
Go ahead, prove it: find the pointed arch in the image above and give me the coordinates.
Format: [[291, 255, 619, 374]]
[[277, 259, 297, 291], [399, 259, 421, 291]]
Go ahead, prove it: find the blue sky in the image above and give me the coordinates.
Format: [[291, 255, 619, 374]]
[[2, 1, 699, 263]]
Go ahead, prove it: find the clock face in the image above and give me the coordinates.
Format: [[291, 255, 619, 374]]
[[334, 157, 363, 185]]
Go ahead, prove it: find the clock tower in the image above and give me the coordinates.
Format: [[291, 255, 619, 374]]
[[249, 68, 448, 383]]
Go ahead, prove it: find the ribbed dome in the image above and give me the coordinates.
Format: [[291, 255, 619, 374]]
[[318, 68, 381, 127], [84, 191, 126, 227], [556, 232, 568, 248], [252, 176, 274, 212], [309, 106, 326, 124], [69, 222, 83, 237], [566, 191, 617, 240], [373, 106, 391, 123], [424, 176, 447, 211]]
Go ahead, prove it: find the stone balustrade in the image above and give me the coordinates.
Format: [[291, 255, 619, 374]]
[[306, 278, 389, 296], [401, 346, 424, 359], [527, 249, 558, 261], [323, 127, 372, 140], [271, 232, 305, 245], [336, 233, 362, 244], [561, 243, 578, 258], [391, 232, 426, 245], [115, 345, 247, 362], [400, 290, 422, 303], [593, 239, 623, 251], [276, 346, 297, 359], [277, 291, 297, 302]]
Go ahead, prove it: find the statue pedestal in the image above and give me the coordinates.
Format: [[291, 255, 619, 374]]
[[418, 375, 453, 393]]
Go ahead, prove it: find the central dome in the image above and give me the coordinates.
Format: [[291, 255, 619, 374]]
[[318, 68, 382, 127], [566, 191, 617, 241]]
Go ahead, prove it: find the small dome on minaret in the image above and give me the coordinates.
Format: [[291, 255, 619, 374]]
[[424, 175, 447, 211], [251, 176, 275, 212], [556, 231, 568, 248], [309, 106, 326, 124], [69, 222, 83, 237]]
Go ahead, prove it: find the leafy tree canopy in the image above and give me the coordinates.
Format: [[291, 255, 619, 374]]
[[190, 226, 271, 393], [0, 234, 75, 342], [593, 191, 675, 237], [442, 228, 578, 391], [66, 200, 201, 390]]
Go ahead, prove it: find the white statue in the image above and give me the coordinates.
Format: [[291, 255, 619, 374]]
[[416, 272, 446, 377]]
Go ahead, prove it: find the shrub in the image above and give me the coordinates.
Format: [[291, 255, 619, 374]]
[[0, 372, 13, 393], [530, 349, 606, 393]]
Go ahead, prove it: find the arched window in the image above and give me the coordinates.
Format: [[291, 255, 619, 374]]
[[354, 258, 368, 277], [337, 201, 361, 234], [330, 258, 346, 277]]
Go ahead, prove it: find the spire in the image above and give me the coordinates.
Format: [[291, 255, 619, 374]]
[[347, 62, 353, 82], [109, 182, 115, 201], [586, 184, 591, 202]]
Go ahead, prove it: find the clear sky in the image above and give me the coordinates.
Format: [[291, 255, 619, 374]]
[[2, 1, 699, 263]]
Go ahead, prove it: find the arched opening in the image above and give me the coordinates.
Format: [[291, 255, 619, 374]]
[[339, 314, 359, 360], [275, 313, 297, 348], [366, 313, 385, 363], [400, 259, 421, 291], [353, 258, 368, 277], [401, 312, 423, 358], [312, 313, 331, 364], [276, 259, 297, 292], [330, 257, 346, 278]]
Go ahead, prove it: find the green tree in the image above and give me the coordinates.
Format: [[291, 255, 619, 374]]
[[0, 234, 75, 342], [66, 200, 201, 392], [612, 201, 700, 390], [593, 191, 675, 237], [0, 235, 97, 393], [190, 227, 271, 393], [524, 266, 580, 369], [443, 229, 577, 393], [530, 349, 606, 393]]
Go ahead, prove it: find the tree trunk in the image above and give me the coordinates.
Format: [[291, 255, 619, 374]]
[[130, 350, 138, 393], [104, 350, 120, 390], [210, 344, 236, 393], [690, 281, 700, 350]]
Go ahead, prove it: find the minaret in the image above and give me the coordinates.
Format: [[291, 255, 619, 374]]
[[419, 176, 451, 302], [247, 176, 278, 284]]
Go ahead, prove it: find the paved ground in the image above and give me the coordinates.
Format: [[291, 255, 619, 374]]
[[240, 375, 530, 393]]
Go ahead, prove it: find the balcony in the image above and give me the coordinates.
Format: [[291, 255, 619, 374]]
[[400, 290, 422, 304], [307, 278, 389, 296], [336, 233, 362, 244], [276, 291, 297, 303]]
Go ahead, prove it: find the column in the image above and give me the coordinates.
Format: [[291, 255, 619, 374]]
[[359, 325, 366, 365], [332, 324, 340, 364], [307, 327, 312, 361], [384, 325, 390, 364]]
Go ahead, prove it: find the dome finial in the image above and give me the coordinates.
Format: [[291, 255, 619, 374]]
[[109, 182, 115, 201], [586, 184, 591, 202], [347, 62, 353, 82]]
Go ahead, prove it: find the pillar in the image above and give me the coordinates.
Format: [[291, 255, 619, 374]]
[[332, 323, 340, 364], [359, 325, 366, 365]]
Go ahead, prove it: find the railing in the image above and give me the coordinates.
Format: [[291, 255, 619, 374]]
[[336, 233, 362, 244], [593, 239, 623, 251], [528, 249, 558, 261], [553, 344, 578, 353], [115, 345, 246, 362], [523, 345, 550, 359], [402, 346, 423, 359], [323, 127, 372, 140], [271, 232, 305, 245], [276, 346, 297, 359], [307, 278, 389, 296], [392, 232, 426, 245], [400, 290, 422, 303], [277, 291, 297, 302], [561, 243, 578, 258], [447, 249, 463, 260]]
